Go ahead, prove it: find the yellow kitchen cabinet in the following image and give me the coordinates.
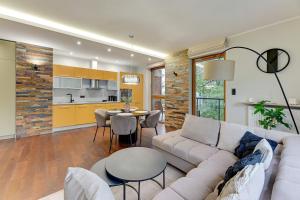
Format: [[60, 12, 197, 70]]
[[74, 67, 92, 79], [53, 65, 75, 77], [90, 69, 103, 80], [75, 104, 95, 125], [102, 71, 117, 81], [53, 105, 76, 128], [109, 102, 124, 110]]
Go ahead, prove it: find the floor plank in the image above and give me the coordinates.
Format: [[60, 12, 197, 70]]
[[0, 124, 167, 200]]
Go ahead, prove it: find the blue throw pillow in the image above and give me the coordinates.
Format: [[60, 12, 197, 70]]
[[218, 149, 263, 195], [234, 131, 277, 158]]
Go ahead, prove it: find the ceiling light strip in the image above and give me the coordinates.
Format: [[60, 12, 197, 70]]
[[0, 6, 167, 59]]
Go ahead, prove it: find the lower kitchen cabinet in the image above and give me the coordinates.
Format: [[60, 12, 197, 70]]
[[53, 105, 76, 128], [53, 102, 125, 128], [75, 104, 96, 125]]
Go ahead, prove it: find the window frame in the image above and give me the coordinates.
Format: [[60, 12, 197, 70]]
[[192, 52, 226, 120]]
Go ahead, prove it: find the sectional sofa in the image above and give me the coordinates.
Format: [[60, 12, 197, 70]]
[[152, 114, 300, 200]]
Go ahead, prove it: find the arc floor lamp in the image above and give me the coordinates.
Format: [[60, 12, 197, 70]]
[[203, 46, 299, 134]]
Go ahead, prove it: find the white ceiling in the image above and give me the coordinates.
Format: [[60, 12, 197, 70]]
[[0, 18, 161, 67], [0, 0, 299, 66]]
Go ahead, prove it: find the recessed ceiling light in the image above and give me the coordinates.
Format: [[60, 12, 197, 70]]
[[107, 48, 111, 52], [0, 6, 167, 58], [148, 57, 152, 61], [130, 53, 134, 57], [128, 34, 134, 39], [69, 52, 73, 55], [76, 41, 81, 45], [95, 56, 99, 60]]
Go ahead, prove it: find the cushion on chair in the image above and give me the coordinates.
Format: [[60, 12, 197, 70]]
[[181, 114, 220, 146], [64, 167, 114, 200], [105, 120, 111, 126]]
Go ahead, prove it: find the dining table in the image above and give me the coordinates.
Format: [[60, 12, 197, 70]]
[[106, 109, 150, 144]]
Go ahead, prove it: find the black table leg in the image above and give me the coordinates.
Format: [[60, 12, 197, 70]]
[[138, 181, 141, 200], [136, 116, 140, 145], [123, 183, 126, 200], [163, 170, 165, 189]]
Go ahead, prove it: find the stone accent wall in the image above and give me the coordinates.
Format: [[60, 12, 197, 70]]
[[165, 50, 191, 129], [16, 43, 53, 137]]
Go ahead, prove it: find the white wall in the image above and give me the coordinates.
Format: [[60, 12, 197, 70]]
[[226, 18, 300, 128]]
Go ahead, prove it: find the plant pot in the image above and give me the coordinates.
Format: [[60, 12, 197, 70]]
[[124, 103, 130, 113]]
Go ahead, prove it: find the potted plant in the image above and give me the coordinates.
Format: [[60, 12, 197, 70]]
[[121, 96, 132, 112], [254, 100, 291, 130]]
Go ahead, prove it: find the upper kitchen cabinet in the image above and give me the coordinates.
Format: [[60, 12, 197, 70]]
[[73, 67, 92, 79], [53, 65, 75, 77], [89, 69, 103, 80], [102, 71, 118, 81], [54, 77, 82, 89], [53, 65, 117, 81]]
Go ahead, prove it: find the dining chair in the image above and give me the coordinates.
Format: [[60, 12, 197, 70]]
[[139, 110, 161, 144], [93, 109, 110, 143], [110, 115, 137, 152], [155, 101, 165, 122]]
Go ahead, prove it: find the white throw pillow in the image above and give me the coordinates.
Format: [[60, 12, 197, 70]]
[[218, 122, 253, 153], [64, 167, 115, 200], [181, 114, 220, 146], [253, 139, 273, 170], [217, 163, 265, 200]]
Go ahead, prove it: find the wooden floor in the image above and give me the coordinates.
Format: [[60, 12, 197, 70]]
[[0, 124, 167, 200]]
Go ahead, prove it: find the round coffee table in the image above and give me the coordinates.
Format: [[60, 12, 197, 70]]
[[91, 158, 138, 200], [105, 147, 167, 200]]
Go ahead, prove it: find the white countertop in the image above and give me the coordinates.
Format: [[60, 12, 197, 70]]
[[53, 101, 121, 105]]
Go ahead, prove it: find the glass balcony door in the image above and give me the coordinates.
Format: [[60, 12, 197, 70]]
[[192, 53, 226, 120], [151, 66, 165, 122]]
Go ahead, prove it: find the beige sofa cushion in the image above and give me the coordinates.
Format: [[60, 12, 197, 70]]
[[152, 188, 184, 200], [152, 130, 219, 166], [253, 127, 292, 144], [168, 150, 237, 200], [181, 114, 220, 146], [218, 122, 255, 153], [271, 135, 300, 200]]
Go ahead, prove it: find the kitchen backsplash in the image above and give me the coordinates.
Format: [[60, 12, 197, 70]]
[[53, 88, 118, 103]]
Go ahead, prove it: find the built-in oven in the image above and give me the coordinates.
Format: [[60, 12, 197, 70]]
[[120, 89, 132, 101]]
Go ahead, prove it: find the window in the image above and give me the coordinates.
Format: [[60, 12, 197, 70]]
[[192, 53, 226, 120]]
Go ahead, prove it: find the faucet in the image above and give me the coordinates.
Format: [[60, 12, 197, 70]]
[[66, 94, 74, 103]]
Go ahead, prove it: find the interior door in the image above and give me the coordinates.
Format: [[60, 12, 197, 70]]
[[0, 40, 16, 137]]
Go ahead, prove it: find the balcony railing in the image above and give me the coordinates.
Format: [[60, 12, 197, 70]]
[[196, 97, 225, 120]]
